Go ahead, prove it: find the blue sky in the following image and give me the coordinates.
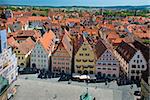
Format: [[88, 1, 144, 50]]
[[0, 0, 149, 6]]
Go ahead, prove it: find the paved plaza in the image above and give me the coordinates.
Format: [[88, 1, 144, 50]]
[[11, 74, 139, 100]]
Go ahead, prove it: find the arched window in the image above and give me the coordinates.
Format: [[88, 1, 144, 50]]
[[83, 70, 88, 75]]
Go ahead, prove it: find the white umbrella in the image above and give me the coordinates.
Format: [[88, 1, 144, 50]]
[[79, 75, 90, 80]]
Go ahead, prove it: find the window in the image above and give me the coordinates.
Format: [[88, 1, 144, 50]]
[[132, 65, 136, 68], [82, 48, 87, 51], [137, 55, 139, 58], [103, 73, 106, 77], [89, 59, 94, 62], [79, 53, 83, 56], [18, 51, 20, 53], [113, 63, 116, 65], [83, 59, 87, 62], [78, 70, 82, 74], [108, 68, 111, 70], [131, 76, 134, 80], [137, 60, 139, 63], [85, 53, 90, 56], [76, 65, 81, 68], [89, 71, 93, 74], [18, 57, 20, 59], [108, 63, 111, 65], [136, 70, 140, 74], [76, 59, 81, 62], [138, 65, 140, 68], [58, 62, 61, 64], [113, 68, 116, 70], [112, 74, 116, 77], [134, 60, 136, 62], [142, 65, 144, 68], [103, 68, 106, 70], [107, 74, 111, 77], [140, 60, 142, 62], [131, 70, 135, 74]]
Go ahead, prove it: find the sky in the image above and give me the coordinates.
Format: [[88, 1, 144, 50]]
[[0, 0, 149, 6]]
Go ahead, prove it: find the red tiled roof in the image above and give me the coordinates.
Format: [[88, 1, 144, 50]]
[[40, 30, 56, 54], [7, 36, 19, 47], [17, 37, 35, 54]]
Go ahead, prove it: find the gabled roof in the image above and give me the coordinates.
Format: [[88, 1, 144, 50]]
[[133, 40, 150, 62], [74, 34, 84, 54], [61, 30, 73, 57], [52, 30, 73, 57], [95, 39, 107, 59], [40, 30, 56, 54], [116, 41, 137, 63], [17, 37, 35, 54]]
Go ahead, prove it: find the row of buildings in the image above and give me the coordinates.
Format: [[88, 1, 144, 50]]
[[1, 9, 149, 82], [1, 8, 149, 99]]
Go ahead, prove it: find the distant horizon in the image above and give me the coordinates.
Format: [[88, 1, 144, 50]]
[[0, 0, 149, 7], [0, 4, 150, 8]]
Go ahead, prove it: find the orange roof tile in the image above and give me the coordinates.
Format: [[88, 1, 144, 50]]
[[107, 32, 119, 40], [40, 30, 56, 54], [112, 38, 125, 44], [17, 37, 35, 54], [7, 36, 19, 47], [66, 18, 80, 23], [28, 16, 48, 21]]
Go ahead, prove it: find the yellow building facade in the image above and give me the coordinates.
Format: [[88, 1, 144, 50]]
[[75, 41, 95, 74], [13, 48, 29, 68]]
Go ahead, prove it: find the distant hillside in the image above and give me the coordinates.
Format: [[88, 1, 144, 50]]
[[1, 4, 150, 10]]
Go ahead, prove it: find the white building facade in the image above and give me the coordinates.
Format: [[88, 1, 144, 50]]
[[0, 28, 18, 84], [115, 41, 147, 80], [30, 42, 49, 70], [96, 49, 120, 78], [128, 51, 147, 80]]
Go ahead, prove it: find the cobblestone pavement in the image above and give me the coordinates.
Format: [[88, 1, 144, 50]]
[[11, 74, 139, 100]]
